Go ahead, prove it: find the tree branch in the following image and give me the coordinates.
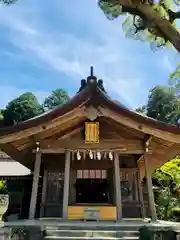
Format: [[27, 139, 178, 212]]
[[168, 10, 180, 22], [101, 0, 180, 51]]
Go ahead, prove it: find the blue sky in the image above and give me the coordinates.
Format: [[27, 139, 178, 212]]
[[0, 0, 179, 109]]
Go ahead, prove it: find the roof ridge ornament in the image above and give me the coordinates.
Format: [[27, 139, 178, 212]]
[[87, 66, 97, 84], [90, 66, 94, 77], [77, 66, 106, 93]]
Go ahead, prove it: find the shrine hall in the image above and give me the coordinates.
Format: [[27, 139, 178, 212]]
[[0, 68, 180, 222]]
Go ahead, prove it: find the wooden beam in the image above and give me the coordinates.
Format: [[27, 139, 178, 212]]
[[0, 108, 84, 144], [101, 118, 145, 140], [0, 143, 27, 165], [35, 149, 145, 155], [137, 155, 144, 163], [37, 116, 86, 141], [56, 123, 83, 140], [39, 139, 144, 152], [145, 136, 152, 146], [15, 117, 86, 151], [152, 137, 174, 148], [100, 107, 180, 143]]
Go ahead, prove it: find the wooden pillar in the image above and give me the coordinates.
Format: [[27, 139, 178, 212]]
[[134, 172, 139, 201], [29, 151, 42, 219], [40, 170, 47, 217], [107, 169, 114, 204], [144, 154, 157, 221], [137, 168, 145, 218], [69, 169, 76, 204], [114, 153, 122, 220], [62, 151, 71, 219]]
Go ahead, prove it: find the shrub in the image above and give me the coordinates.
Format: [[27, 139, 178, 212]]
[[0, 180, 8, 195]]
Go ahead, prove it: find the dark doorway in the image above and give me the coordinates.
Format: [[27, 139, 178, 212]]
[[75, 179, 109, 204]]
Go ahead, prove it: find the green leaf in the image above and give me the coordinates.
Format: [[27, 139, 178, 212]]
[[3, 92, 43, 125], [43, 88, 70, 110]]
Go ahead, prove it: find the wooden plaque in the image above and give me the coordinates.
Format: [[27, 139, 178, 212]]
[[85, 122, 99, 144]]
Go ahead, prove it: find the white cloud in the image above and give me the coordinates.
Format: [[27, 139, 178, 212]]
[[162, 55, 175, 73], [0, 0, 158, 108]]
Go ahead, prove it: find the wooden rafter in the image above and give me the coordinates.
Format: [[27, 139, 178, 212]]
[[10, 116, 86, 151], [100, 107, 180, 143], [38, 138, 144, 154], [101, 117, 146, 140], [54, 122, 84, 140], [0, 107, 84, 144], [35, 116, 86, 141]]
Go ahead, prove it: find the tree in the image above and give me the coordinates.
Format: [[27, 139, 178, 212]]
[[3, 92, 43, 125], [0, 110, 4, 121], [169, 64, 180, 95], [43, 88, 70, 110], [135, 105, 147, 115], [146, 85, 180, 124], [136, 85, 180, 124], [0, 0, 17, 4], [152, 157, 180, 220], [135, 86, 180, 221], [99, 0, 180, 52]]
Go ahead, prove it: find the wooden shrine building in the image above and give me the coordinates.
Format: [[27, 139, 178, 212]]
[[0, 68, 180, 221]]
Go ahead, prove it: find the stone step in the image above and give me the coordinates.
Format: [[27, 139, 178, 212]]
[[44, 229, 139, 240], [44, 224, 141, 231], [44, 237, 139, 240], [45, 229, 139, 238]]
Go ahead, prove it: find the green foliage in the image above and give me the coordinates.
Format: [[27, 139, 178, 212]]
[[153, 157, 180, 220], [136, 85, 180, 124], [136, 85, 180, 221], [170, 207, 180, 221], [0, 180, 8, 195], [155, 187, 179, 220], [135, 105, 147, 115], [0, 88, 69, 125], [3, 92, 43, 125], [0, 0, 17, 4], [98, 0, 179, 51], [43, 88, 70, 110], [0, 110, 4, 121], [98, 0, 124, 20], [153, 157, 180, 191], [146, 85, 180, 124], [169, 64, 180, 94]]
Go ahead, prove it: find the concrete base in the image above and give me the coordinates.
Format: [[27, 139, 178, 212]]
[[1, 218, 179, 229], [0, 219, 180, 240]]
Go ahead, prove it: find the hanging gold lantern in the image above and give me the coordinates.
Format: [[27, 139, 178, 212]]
[[85, 122, 99, 144]]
